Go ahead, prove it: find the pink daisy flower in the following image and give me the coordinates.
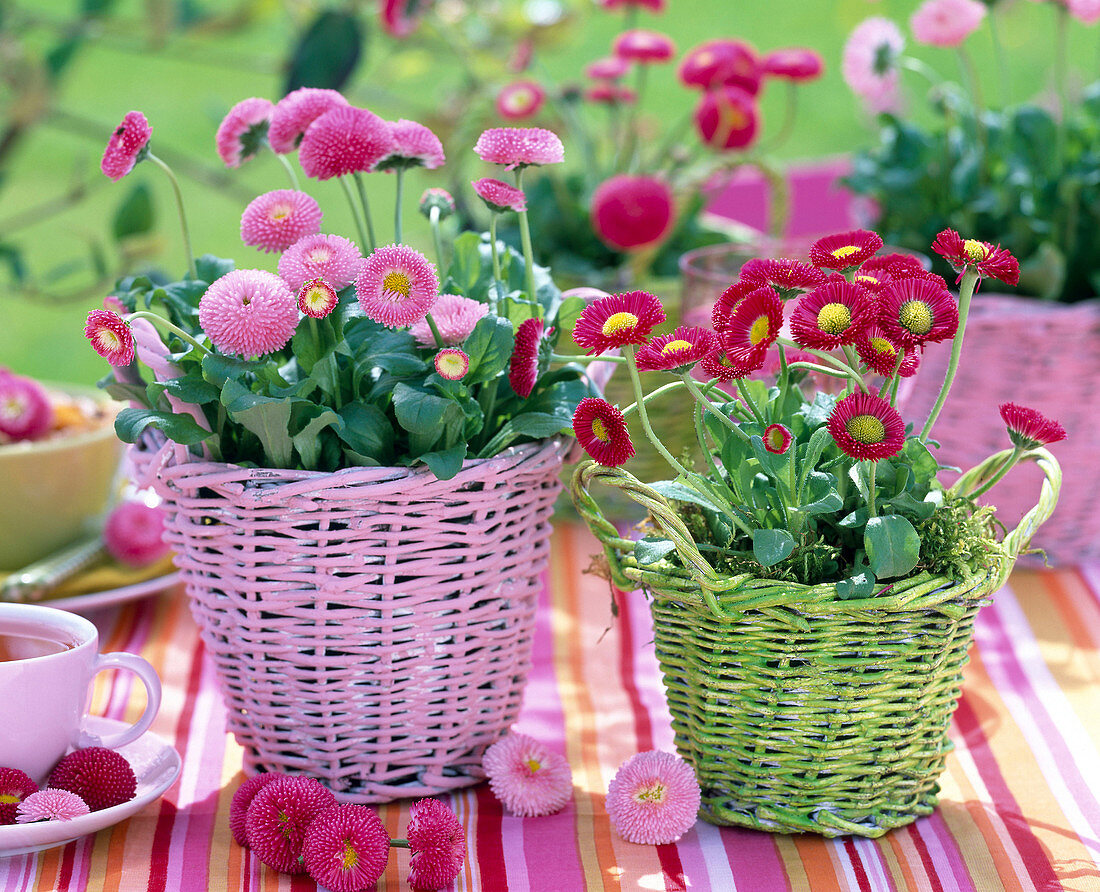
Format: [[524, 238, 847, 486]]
[[434, 348, 469, 381], [268, 87, 349, 154], [763, 423, 793, 455], [739, 257, 827, 299], [483, 732, 574, 816], [0, 768, 38, 825], [406, 799, 466, 891], [789, 279, 877, 351], [861, 253, 925, 277], [585, 84, 638, 105], [605, 750, 701, 845], [496, 82, 547, 120], [301, 804, 390, 892], [591, 174, 674, 251], [843, 18, 905, 114], [762, 48, 824, 82], [877, 277, 959, 348], [240, 189, 323, 254], [613, 29, 676, 63], [723, 286, 784, 361], [473, 127, 564, 169], [679, 40, 760, 93], [827, 391, 906, 462], [199, 269, 299, 357], [809, 229, 884, 271], [85, 309, 135, 366], [297, 278, 339, 319], [711, 278, 760, 332], [376, 119, 445, 171], [635, 326, 716, 373], [16, 789, 89, 824], [419, 187, 456, 219], [509, 317, 546, 399], [101, 111, 152, 181], [573, 397, 636, 468], [693, 86, 760, 150], [103, 501, 169, 567], [409, 293, 487, 347], [229, 773, 281, 848], [855, 324, 920, 378], [472, 177, 527, 214], [573, 290, 666, 355], [586, 56, 631, 80], [299, 106, 395, 180], [356, 244, 439, 329], [380, 0, 432, 37], [910, 0, 987, 48], [0, 374, 53, 443], [215, 97, 273, 168], [1068, 0, 1100, 25], [278, 233, 363, 292], [999, 403, 1067, 450], [245, 776, 337, 875], [931, 229, 1020, 286]]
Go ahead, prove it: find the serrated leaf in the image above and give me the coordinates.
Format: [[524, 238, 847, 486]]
[[864, 514, 921, 579], [752, 528, 795, 567]]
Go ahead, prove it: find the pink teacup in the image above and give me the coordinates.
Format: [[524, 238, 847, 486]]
[[0, 603, 162, 783]]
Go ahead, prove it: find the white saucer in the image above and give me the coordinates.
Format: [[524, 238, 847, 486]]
[[48, 572, 181, 613], [0, 716, 181, 858]]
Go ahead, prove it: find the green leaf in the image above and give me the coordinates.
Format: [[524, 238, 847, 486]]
[[418, 444, 467, 480], [649, 480, 724, 514], [160, 375, 220, 405], [344, 319, 427, 377], [463, 316, 515, 386], [447, 232, 488, 295], [752, 529, 795, 567], [801, 472, 843, 516], [864, 514, 921, 579], [634, 537, 677, 565], [284, 10, 364, 94], [201, 352, 267, 386], [797, 391, 837, 429], [221, 380, 294, 468], [0, 244, 27, 283], [836, 568, 877, 600], [336, 402, 392, 463], [112, 183, 154, 242], [290, 405, 341, 470], [194, 255, 235, 284], [838, 507, 869, 530], [114, 407, 212, 446]]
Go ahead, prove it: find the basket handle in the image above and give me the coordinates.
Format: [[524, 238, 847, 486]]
[[950, 447, 1062, 582]]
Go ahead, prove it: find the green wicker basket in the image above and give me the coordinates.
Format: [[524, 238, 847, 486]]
[[571, 449, 1061, 838]]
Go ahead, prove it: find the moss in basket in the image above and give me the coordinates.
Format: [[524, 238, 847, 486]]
[[80, 99, 613, 478], [570, 228, 1066, 598]]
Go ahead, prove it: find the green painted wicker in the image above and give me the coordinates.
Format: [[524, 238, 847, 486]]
[[571, 449, 1061, 837]]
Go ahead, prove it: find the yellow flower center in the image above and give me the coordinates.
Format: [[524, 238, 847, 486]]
[[0, 794, 20, 804], [269, 203, 291, 221], [437, 354, 466, 379], [847, 414, 886, 444], [633, 783, 667, 804], [341, 841, 359, 871], [661, 339, 693, 355], [591, 417, 611, 442], [308, 247, 333, 263], [1, 397, 24, 420], [96, 330, 122, 351], [963, 239, 989, 261], [855, 274, 879, 286], [526, 758, 542, 774], [749, 315, 771, 345], [868, 336, 896, 357], [830, 245, 860, 260], [601, 311, 639, 337], [898, 300, 933, 335], [816, 303, 852, 334], [303, 287, 328, 310], [383, 270, 412, 298], [721, 104, 749, 131], [765, 428, 787, 451]]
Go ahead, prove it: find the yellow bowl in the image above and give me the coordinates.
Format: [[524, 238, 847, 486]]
[[0, 386, 123, 571]]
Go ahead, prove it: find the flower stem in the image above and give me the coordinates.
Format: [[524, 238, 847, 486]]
[[430, 206, 446, 271], [390, 839, 410, 849], [352, 172, 378, 252], [394, 168, 405, 244], [681, 373, 749, 442], [309, 317, 342, 409], [623, 345, 692, 479], [489, 214, 503, 288], [514, 167, 538, 304], [1055, 4, 1069, 165], [968, 446, 1023, 500], [987, 8, 1013, 106], [145, 152, 196, 280], [920, 268, 978, 442], [424, 312, 445, 348], [127, 310, 209, 356], [620, 379, 686, 417], [878, 351, 905, 401], [339, 177, 372, 256], [275, 153, 300, 190], [865, 461, 878, 518], [549, 353, 626, 364]]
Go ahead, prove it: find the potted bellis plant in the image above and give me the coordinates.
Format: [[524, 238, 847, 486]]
[[568, 227, 1064, 836], [83, 92, 597, 803]]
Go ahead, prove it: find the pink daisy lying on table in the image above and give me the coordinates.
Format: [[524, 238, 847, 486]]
[[482, 731, 574, 817], [301, 804, 390, 892], [405, 798, 467, 891], [605, 750, 701, 845]]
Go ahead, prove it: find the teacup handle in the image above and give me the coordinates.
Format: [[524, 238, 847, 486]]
[[77, 652, 163, 750]]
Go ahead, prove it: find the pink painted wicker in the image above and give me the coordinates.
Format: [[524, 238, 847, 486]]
[[904, 295, 1100, 564], [142, 437, 569, 803]]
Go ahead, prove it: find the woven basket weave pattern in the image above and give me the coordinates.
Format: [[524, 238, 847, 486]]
[[148, 438, 567, 803], [572, 451, 1060, 836]]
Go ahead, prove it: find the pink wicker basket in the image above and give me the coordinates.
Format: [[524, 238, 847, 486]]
[[905, 295, 1100, 564], [142, 437, 568, 803]]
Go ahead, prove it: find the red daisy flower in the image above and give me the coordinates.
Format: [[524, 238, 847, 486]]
[[699, 345, 767, 382], [851, 268, 893, 294], [809, 229, 884, 271], [573, 291, 665, 355], [509, 317, 546, 398], [573, 398, 634, 467], [301, 804, 390, 892], [297, 278, 339, 319], [434, 348, 469, 381], [496, 81, 547, 120], [299, 106, 395, 180], [376, 118, 445, 171], [586, 56, 631, 80], [585, 84, 638, 105], [215, 97, 273, 168], [85, 309, 135, 366], [693, 86, 760, 150], [47, 747, 136, 812], [860, 252, 925, 277], [0, 768, 37, 825], [789, 279, 876, 350], [999, 402, 1067, 450], [931, 228, 1020, 286], [229, 773, 281, 847], [635, 326, 716, 372], [101, 111, 152, 181], [240, 189, 322, 254], [827, 392, 906, 461], [855, 324, 919, 378], [877, 277, 958, 348], [723, 286, 783, 361], [472, 177, 527, 213], [245, 776, 337, 875], [473, 127, 564, 169], [763, 423, 792, 454], [761, 48, 824, 82], [590, 175, 674, 251], [739, 257, 827, 299], [406, 798, 467, 891], [710, 278, 759, 332], [678, 39, 760, 93], [268, 88, 348, 154], [613, 30, 676, 63]]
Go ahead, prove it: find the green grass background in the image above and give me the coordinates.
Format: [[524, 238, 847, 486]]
[[1, 0, 1092, 384]]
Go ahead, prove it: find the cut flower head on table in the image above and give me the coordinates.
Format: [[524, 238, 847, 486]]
[[570, 227, 1065, 599], [83, 92, 603, 480]]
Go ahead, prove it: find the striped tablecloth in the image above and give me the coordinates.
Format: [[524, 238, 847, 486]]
[[5, 523, 1100, 891]]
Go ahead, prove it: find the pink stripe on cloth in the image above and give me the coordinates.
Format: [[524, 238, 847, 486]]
[[914, 815, 978, 892]]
